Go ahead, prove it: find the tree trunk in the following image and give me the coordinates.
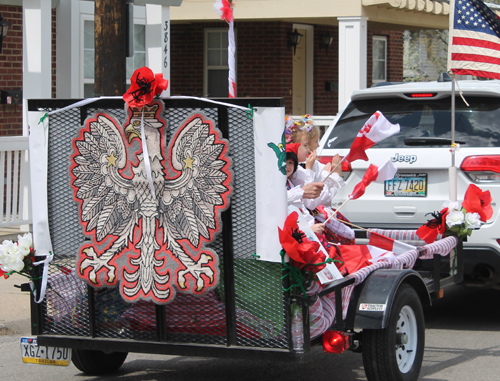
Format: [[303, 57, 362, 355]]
[[94, 0, 127, 96]]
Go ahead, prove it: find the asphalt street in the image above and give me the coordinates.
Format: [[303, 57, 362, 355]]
[[1, 282, 500, 380]]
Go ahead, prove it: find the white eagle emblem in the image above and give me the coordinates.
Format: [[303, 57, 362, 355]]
[[71, 102, 232, 304]]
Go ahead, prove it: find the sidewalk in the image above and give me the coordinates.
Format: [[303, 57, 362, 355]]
[[0, 226, 32, 336]]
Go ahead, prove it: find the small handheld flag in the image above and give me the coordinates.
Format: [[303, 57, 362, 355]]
[[349, 160, 398, 200], [344, 111, 400, 163]]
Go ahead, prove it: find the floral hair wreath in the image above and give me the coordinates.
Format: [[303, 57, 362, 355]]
[[285, 114, 314, 143]]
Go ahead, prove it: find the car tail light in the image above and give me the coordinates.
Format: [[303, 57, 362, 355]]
[[323, 331, 350, 353], [404, 93, 437, 98], [461, 155, 500, 183]]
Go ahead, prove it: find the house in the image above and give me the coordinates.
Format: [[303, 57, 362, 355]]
[[0, 0, 450, 138]]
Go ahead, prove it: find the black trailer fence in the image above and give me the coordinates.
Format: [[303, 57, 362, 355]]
[[27, 97, 312, 358]]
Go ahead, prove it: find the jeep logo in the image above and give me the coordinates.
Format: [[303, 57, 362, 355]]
[[391, 153, 417, 164]]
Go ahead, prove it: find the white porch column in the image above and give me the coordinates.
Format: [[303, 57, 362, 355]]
[[22, 0, 52, 135], [146, 4, 171, 96], [337, 17, 367, 111]]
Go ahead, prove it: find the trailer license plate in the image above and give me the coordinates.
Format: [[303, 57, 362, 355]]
[[384, 173, 427, 197], [20, 337, 71, 366]]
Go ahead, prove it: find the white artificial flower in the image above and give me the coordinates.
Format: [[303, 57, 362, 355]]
[[446, 210, 465, 228], [2, 239, 17, 254], [0, 244, 7, 265], [441, 200, 462, 211], [0, 246, 24, 272], [17, 232, 32, 258], [464, 212, 482, 229]]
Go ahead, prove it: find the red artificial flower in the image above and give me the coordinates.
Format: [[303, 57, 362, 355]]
[[416, 208, 449, 244], [123, 67, 169, 108], [462, 184, 493, 222], [154, 73, 169, 95], [278, 212, 327, 273]]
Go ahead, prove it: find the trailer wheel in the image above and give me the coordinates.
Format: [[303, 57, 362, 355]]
[[72, 349, 128, 375], [362, 283, 425, 381]]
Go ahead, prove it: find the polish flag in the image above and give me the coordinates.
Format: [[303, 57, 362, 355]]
[[345, 111, 400, 163], [336, 245, 396, 274], [349, 160, 398, 200], [368, 231, 416, 255]]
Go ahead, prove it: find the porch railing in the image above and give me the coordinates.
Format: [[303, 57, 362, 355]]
[[0, 136, 31, 228]]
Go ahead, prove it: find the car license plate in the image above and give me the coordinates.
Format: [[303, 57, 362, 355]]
[[384, 173, 427, 197], [20, 337, 71, 366]]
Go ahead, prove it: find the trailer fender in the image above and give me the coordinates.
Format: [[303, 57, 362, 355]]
[[346, 269, 430, 330]]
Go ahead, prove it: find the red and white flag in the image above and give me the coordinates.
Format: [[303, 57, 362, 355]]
[[448, 0, 500, 79], [368, 231, 416, 255], [345, 111, 400, 163], [349, 160, 397, 200], [337, 245, 396, 274]]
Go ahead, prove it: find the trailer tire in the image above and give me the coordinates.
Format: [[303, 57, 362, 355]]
[[362, 283, 425, 381], [72, 349, 128, 375]]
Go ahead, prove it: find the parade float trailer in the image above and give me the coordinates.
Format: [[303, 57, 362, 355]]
[[20, 96, 466, 381]]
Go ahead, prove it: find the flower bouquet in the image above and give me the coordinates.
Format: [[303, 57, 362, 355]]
[[278, 211, 338, 300], [417, 184, 493, 244], [0, 232, 36, 281]]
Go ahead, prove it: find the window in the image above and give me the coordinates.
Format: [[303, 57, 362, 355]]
[[83, 20, 146, 98], [204, 29, 229, 98], [372, 35, 387, 84]]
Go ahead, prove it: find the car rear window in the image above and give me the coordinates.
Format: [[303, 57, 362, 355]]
[[324, 96, 500, 149]]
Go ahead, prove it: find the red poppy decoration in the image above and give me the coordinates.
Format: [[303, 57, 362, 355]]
[[416, 208, 449, 244], [123, 67, 169, 108], [278, 211, 328, 273], [462, 184, 493, 222]]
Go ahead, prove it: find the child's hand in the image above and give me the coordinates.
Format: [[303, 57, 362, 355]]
[[306, 150, 316, 170], [324, 162, 332, 173], [302, 182, 324, 199], [311, 223, 325, 235], [331, 154, 342, 175]]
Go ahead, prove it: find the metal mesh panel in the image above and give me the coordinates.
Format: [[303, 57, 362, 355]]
[[158, 107, 228, 345], [43, 109, 90, 337], [228, 109, 288, 348], [37, 99, 289, 350]]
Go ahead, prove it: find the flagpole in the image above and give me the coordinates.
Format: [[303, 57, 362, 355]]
[[324, 197, 351, 224], [449, 73, 458, 202], [329, 216, 370, 232]]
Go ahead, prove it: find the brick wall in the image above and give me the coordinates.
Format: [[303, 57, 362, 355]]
[[171, 22, 403, 116], [0, 6, 56, 136], [170, 21, 294, 113], [0, 6, 23, 136], [367, 30, 404, 87], [314, 26, 338, 115]]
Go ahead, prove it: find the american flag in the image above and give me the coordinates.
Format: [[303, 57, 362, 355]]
[[448, 0, 500, 79]]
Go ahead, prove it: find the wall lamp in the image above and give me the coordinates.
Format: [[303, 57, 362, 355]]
[[319, 33, 334, 55], [0, 15, 11, 54], [287, 28, 303, 55]]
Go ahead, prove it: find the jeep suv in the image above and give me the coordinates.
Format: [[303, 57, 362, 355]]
[[318, 80, 500, 287]]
